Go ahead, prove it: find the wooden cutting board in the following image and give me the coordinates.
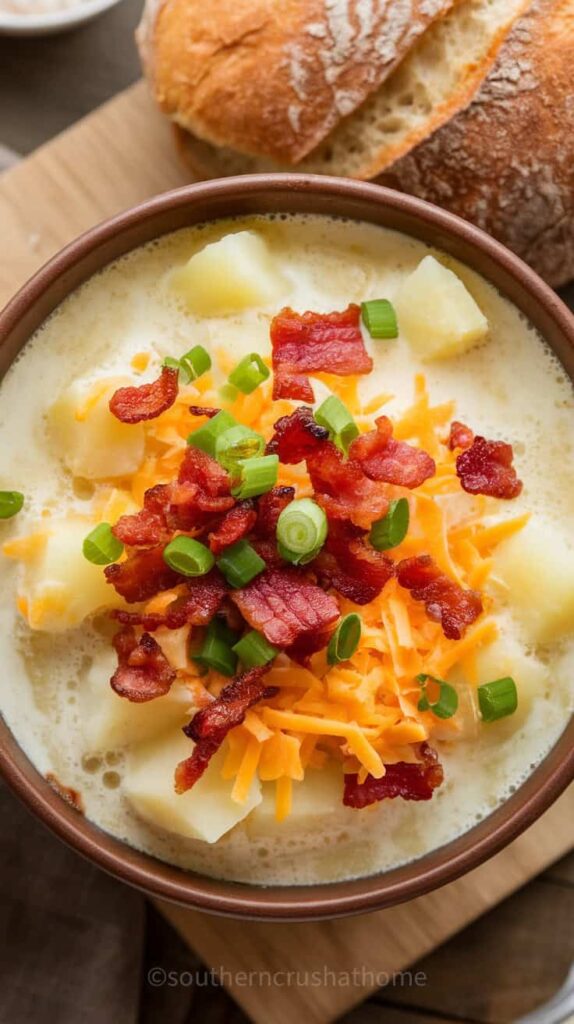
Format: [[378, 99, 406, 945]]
[[1, 79, 572, 1024]]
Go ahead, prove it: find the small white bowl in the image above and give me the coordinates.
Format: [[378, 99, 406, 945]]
[[0, 0, 122, 36]]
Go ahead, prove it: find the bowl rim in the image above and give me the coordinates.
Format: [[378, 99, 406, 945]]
[[0, 0, 121, 32], [0, 173, 573, 921]]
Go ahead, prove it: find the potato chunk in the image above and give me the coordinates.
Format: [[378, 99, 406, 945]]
[[475, 636, 548, 726], [21, 517, 123, 631], [81, 649, 194, 752], [125, 732, 261, 843], [396, 255, 488, 360], [171, 231, 286, 316], [491, 518, 574, 643], [245, 764, 348, 837], [49, 377, 145, 480]]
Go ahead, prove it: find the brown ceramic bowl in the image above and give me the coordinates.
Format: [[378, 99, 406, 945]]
[[0, 175, 573, 921]]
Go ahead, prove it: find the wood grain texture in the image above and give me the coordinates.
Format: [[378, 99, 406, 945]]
[[0, 82, 572, 1024]]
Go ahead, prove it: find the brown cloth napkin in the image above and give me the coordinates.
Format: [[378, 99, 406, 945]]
[[0, 781, 208, 1024]]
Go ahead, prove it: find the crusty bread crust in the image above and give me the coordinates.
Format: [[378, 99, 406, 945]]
[[167, 0, 532, 179], [137, 0, 454, 164], [380, 0, 574, 285]]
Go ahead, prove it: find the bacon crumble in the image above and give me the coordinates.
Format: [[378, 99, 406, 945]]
[[112, 569, 227, 631], [111, 626, 176, 702], [105, 545, 180, 603], [266, 407, 329, 464], [189, 405, 220, 418], [307, 441, 389, 530], [208, 501, 257, 555], [456, 436, 523, 499], [396, 555, 482, 640], [270, 305, 373, 400], [109, 366, 179, 423], [316, 521, 395, 605], [231, 568, 340, 648], [350, 415, 436, 488], [253, 486, 296, 538], [174, 667, 277, 792], [446, 420, 474, 451], [113, 484, 171, 548], [343, 743, 444, 807]]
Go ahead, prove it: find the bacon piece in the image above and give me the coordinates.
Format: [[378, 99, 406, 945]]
[[266, 407, 328, 464], [254, 486, 295, 538], [113, 485, 171, 548], [287, 626, 337, 665], [250, 537, 285, 570], [273, 369, 315, 403], [349, 415, 436, 489], [105, 545, 180, 603], [446, 420, 474, 451], [343, 743, 444, 808], [174, 667, 277, 791], [307, 441, 389, 530], [456, 436, 523, 499], [109, 366, 179, 424], [316, 521, 395, 605], [112, 569, 227, 631], [189, 405, 220, 418], [111, 627, 176, 702], [397, 555, 482, 640], [231, 568, 340, 647], [170, 447, 235, 529], [208, 501, 257, 555], [45, 773, 85, 813], [271, 305, 373, 400]]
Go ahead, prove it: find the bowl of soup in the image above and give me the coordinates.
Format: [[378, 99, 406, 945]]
[[0, 176, 572, 920]]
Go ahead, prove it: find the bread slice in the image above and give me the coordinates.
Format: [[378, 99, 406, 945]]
[[138, 0, 455, 166], [173, 0, 532, 179], [380, 0, 574, 286]]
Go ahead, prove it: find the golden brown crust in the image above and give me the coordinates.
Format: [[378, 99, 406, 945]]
[[138, 0, 454, 164], [379, 0, 574, 285]]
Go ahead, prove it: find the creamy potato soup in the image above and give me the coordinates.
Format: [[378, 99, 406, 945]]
[[0, 215, 572, 886]]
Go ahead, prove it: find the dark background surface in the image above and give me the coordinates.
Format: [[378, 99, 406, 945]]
[[0, 3, 573, 1020]]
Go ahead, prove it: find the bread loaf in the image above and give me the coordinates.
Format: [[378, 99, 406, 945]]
[[154, 0, 530, 177], [138, 0, 455, 165], [380, 0, 574, 286]]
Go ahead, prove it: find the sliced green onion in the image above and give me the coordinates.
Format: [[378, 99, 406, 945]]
[[192, 619, 239, 677], [83, 523, 124, 565], [215, 425, 265, 474], [163, 536, 215, 576], [180, 345, 211, 381], [276, 498, 327, 564], [478, 677, 518, 723], [0, 490, 24, 519], [314, 395, 359, 454], [228, 352, 270, 395], [327, 614, 361, 665], [233, 630, 278, 668], [163, 345, 211, 384], [231, 454, 279, 500], [217, 539, 266, 588], [277, 541, 322, 566], [369, 498, 410, 551], [361, 299, 398, 339], [417, 673, 458, 720], [187, 409, 236, 456]]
